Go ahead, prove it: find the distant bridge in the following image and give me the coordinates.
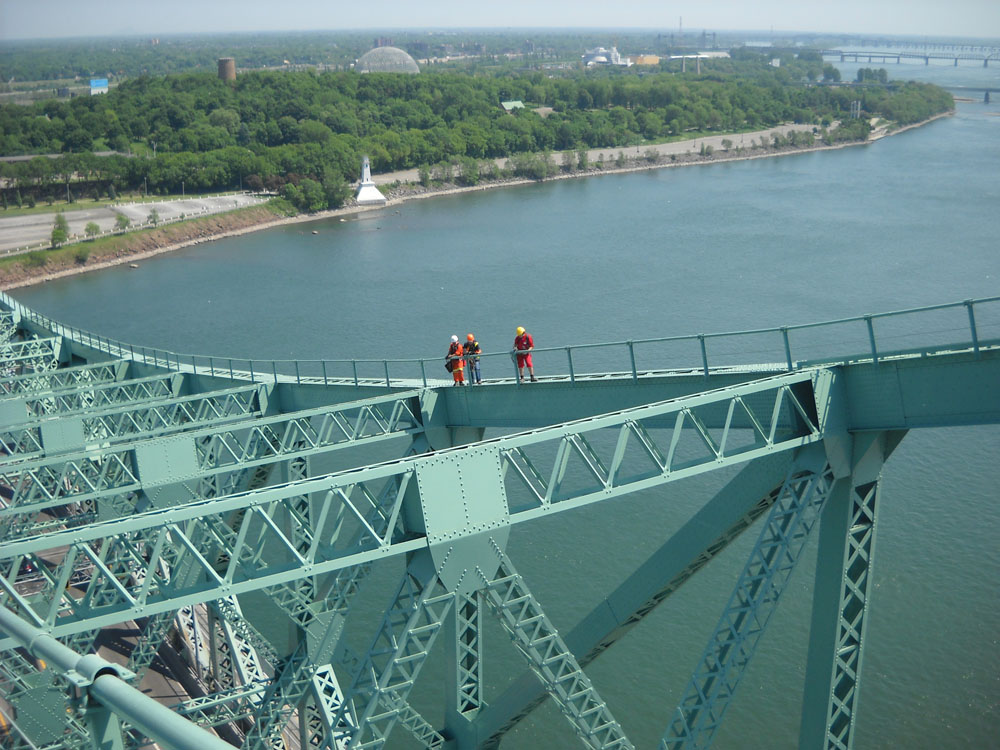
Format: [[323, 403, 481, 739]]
[[0, 293, 997, 750], [822, 48, 997, 67]]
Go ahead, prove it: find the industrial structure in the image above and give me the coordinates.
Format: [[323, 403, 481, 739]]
[[356, 47, 420, 74], [0, 291, 996, 749], [582, 46, 632, 67], [217, 57, 237, 82]]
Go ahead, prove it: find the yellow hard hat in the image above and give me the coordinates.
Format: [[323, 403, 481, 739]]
[[516, 326, 525, 335]]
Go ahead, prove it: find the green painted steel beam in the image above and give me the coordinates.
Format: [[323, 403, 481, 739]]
[[468, 450, 801, 747], [662, 455, 836, 748], [0, 337, 62, 383], [0, 369, 830, 648], [0, 388, 425, 538], [0, 360, 126, 400], [0, 371, 183, 426], [0, 382, 267, 465], [799, 431, 901, 750]]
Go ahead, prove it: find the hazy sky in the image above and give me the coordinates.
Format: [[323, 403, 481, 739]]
[[2, 0, 999, 41]]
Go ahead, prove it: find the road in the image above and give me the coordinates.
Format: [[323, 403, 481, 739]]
[[0, 194, 268, 254]]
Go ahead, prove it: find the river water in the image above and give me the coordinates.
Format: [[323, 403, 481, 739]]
[[12, 60, 1000, 748]]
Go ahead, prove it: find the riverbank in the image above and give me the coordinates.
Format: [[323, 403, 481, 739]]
[[0, 113, 952, 291]]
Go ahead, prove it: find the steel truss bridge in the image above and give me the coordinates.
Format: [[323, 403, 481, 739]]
[[0, 291, 997, 750]]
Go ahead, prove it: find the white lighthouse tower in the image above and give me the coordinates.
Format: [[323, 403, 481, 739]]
[[355, 156, 387, 206]]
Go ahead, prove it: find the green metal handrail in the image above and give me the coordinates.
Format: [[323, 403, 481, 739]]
[[1, 291, 997, 388]]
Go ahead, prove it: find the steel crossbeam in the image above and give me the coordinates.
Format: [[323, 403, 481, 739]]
[[0, 389, 425, 541], [662, 459, 837, 749], [172, 679, 269, 727], [0, 344, 59, 385], [0, 311, 16, 345], [0, 370, 830, 647], [0, 361, 124, 400], [0, 336, 60, 374], [6, 371, 182, 424], [0, 383, 265, 464]]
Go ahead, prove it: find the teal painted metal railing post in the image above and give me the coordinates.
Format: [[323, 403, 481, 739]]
[[699, 335, 709, 377], [191, 355, 197, 375], [781, 327, 793, 370], [420, 360, 427, 387], [512, 350, 521, 386], [249, 361, 255, 382], [384, 360, 391, 388], [352, 361, 359, 388], [229, 359, 234, 380], [965, 299, 981, 359], [628, 341, 638, 382], [295, 361, 301, 384], [865, 316, 879, 366], [322, 361, 328, 386], [271, 361, 278, 383], [567, 348, 575, 383]]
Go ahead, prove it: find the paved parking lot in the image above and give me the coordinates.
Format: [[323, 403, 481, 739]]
[[0, 194, 268, 254]]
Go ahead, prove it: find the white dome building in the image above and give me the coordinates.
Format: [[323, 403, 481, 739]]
[[356, 46, 420, 74]]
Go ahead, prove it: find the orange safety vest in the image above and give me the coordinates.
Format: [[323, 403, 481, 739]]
[[448, 342, 465, 369]]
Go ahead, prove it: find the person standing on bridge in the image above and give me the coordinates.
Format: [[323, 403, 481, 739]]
[[514, 326, 537, 383], [447, 335, 465, 385], [465, 333, 482, 385]]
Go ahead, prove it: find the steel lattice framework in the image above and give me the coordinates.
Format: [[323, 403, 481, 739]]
[[0, 294, 997, 750]]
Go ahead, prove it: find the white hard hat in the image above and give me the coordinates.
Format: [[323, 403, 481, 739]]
[[451, 335, 459, 342]]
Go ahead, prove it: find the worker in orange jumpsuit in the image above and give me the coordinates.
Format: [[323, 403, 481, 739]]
[[447, 334, 465, 385]]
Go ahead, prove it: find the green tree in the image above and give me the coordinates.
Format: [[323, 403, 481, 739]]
[[147, 208, 160, 225], [85, 221, 100, 240], [50, 212, 69, 247], [114, 213, 130, 231]]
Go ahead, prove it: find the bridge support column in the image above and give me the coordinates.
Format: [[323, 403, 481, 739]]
[[798, 430, 904, 750]]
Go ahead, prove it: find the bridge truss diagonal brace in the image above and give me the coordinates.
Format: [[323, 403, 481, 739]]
[[662, 448, 837, 750], [470, 449, 814, 748], [335, 549, 452, 750], [799, 431, 901, 750], [481, 549, 635, 750]]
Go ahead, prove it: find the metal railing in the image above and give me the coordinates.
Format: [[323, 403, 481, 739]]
[[1, 291, 997, 389]]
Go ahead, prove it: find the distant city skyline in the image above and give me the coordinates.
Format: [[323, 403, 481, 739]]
[[2, 0, 999, 42]]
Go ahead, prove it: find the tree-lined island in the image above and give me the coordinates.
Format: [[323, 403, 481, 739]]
[[0, 34, 955, 285]]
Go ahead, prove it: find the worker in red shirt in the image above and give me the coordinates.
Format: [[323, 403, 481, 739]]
[[514, 326, 537, 383], [447, 335, 465, 385]]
